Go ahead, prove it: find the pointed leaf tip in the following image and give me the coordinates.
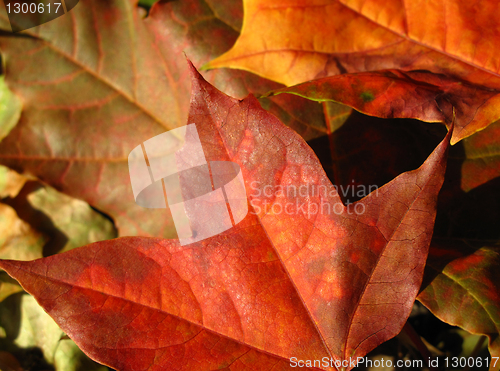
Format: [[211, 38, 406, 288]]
[[186, 58, 203, 78]]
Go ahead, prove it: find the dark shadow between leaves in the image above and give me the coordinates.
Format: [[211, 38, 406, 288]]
[[308, 110, 447, 205], [421, 140, 500, 292], [2, 181, 69, 256], [0, 292, 55, 371]]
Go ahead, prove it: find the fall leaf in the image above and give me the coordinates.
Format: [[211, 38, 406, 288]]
[[0, 0, 185, 238], [457, 119, 500, 192], [206, 0, 500, 143], [26, 186, 117, 253], [0, 203, 46, 303], [0, 63, 451, 370], [269, 70, 499, 144], [418, 240, 500, 371], [0, 0, 497, 369], [307, 111, 447, 205], [316, 104, 500, 364], [146, 0, 337, 140], [2, 180, 117, 256], [422, 153, 500, 370]]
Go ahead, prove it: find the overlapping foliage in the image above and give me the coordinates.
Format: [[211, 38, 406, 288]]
[[0, 0, 499, 370]]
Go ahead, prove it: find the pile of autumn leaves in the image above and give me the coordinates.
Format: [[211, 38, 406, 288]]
[[0, 1, 499, 370]]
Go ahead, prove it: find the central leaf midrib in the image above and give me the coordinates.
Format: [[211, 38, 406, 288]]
[[208, 95, 335, 363]]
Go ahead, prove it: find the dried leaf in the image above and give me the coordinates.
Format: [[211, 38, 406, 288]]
[[458, 119, 500, 192], [0, 166, 28, 199], [0, 203, 45, 302], [142, 0, 338, 140], [26, 186, 117, 253], [270, 70, 499, 144], [0, 293, 106, 371]]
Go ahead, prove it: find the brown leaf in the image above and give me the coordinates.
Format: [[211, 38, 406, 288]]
[[0, 166, 29, 199]]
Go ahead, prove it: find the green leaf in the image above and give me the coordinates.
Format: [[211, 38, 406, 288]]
[[419, 240, 500, 371], [26, 186, 117, 253], [0, 76, 22, 143]]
